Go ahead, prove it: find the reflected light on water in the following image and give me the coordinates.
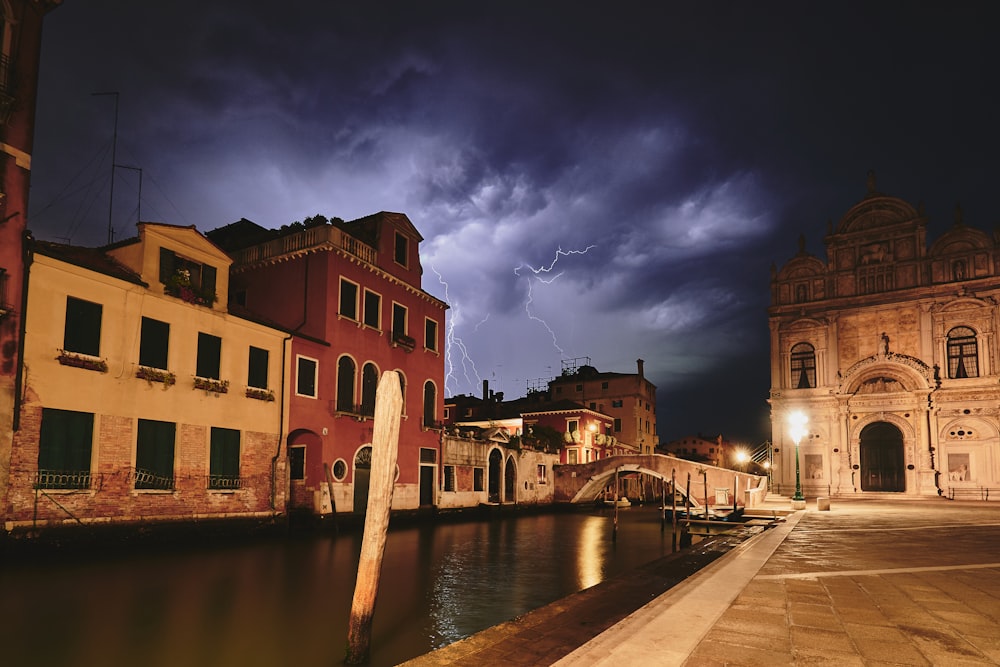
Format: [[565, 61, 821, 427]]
[[576, 516, 606, 589]]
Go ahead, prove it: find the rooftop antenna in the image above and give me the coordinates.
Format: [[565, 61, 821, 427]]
[[115, 164, 142, 223], [92, 91, 119, 244]]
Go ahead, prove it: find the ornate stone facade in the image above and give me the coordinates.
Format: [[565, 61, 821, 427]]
[[769, 173, 1000, 498]]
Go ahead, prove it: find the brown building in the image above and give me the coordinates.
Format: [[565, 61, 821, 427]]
[[548, 358, 658, 454], [769, 172, 1000, 499]]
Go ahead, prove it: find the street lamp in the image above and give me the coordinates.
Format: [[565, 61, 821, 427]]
[[788, 410, 808, 504], [734, 449, 749, 472]]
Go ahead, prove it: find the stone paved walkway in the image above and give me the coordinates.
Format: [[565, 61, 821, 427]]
[[406, 498, 1000, 666]]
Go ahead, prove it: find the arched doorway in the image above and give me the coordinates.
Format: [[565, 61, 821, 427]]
[[353, 446, 372, 512], [504, 456, 516, 503], [488, 449, 502, 503], [860, 422, 905, 492]]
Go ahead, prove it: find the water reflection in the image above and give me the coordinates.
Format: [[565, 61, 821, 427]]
[[0, 507, 679, 666]]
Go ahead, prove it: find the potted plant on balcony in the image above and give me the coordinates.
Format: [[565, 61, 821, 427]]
[[136, 365, 176, 387], [194, 377, 229, 393], [164, 268, 217, 306], [56, 349, 108, 372]]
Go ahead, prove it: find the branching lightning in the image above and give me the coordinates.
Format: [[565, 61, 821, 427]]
[[432, 265, 485, 397], [514, 245, 597, 360]]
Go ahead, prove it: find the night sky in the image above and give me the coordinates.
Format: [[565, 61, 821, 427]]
[[26, 2, 1000, 445]]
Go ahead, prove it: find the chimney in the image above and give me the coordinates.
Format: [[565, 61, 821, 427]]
[[483, 379, 489, 401], [636, 358, 644, 381]]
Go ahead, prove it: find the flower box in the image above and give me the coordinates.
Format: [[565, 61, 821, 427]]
[[56, 350, 108, 373], [164, 269, 217, 306], [245, 387, 276, 402], [391, 332, 416, 351], [136, 366, 176, 387], [194, 377, 229, 393]]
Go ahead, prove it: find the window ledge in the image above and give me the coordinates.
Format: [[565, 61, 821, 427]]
[[56, 350, 108, 373]]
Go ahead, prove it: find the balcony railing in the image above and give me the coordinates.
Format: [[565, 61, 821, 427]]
[[36, 469, 91, 490], [208, 474, 243, 490], [231, 225, 376, 267]]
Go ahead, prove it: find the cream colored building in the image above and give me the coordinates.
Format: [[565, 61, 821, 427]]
[[5, 223, 288, 530], [769, 173, 1000, 499]]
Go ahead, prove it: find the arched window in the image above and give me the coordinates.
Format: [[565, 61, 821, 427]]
[[336, 356, 356, 412], [395, 370, 407, 415], [790, 342, 816, 389], [422, 381, 436, 428], [947, 326, 978, 378], [360, 362, 378, 416]]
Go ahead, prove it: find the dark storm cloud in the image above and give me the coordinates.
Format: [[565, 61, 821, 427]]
[[28, 1, 1000, 443]]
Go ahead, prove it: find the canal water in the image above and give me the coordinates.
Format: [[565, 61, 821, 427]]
[[0, 506, 684, 667]]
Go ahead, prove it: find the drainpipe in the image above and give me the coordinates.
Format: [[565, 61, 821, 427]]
[[270, 255, 310, 510], [12, 231, 32, 432], [270, 334, 291, 510]]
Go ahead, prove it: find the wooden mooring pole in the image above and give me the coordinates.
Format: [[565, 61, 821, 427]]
[[345, 371, 403, 665], [671, 468, 677, 551], [612, 466, 619, 543]]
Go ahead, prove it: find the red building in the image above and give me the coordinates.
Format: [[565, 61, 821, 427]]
[[209, 213, 447, 514], [0, 0, 61, 516]]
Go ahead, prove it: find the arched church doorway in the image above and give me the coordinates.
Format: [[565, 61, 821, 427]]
[[488, 449, 502, 503], [860, 422, 905, 492], [353, 446, 372, 513], [504, 456, 516, 503]]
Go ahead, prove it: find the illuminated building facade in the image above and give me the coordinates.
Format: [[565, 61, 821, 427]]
[[211, 213, 447, 514], [769, 173, 1000, 499], [6, 224, 287, 529]]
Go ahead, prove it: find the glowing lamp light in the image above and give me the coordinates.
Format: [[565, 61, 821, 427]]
[[787, 410, 808, 502]]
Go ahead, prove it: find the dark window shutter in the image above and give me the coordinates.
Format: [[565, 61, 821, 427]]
[[201, 264, 217, 295], [197, 333, 222, 379], [248, 346, 269, 389], [159, 248, 176, 284], [139, 317, 170, 369]]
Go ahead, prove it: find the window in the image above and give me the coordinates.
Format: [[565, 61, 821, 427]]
[[614, 418, 622, 432], [37, 408, 93, 489], [209, 427, 241, 489], [392, 303, 407, 337], [394, 231, 408, 267], [196, 333, 222, 379], [332, 459, 347, 481], [64, 296, 102, 356], [248, 346, 268, 389], [568, 449, 578, 464], [443, 465, 456, 492], [424, 318, 438, 352], [601, 381, 609, 390], [337, 356, 356, 411], [339, 278, 359, 320], [363, 289, 381, 329], [361, 362, 378, 416], [790, 342, 816, 389], [473, 468, 484, 491], [396, 370, 406, 414], [567, 419, 579, 433], [139, 317, 169, 369], [575, 384, 583, 391], [136, 419, 175, 489], [947, 326, 979, 379], [159, 248, 217, 305], [612, 399, 623, 408], [423, 381, 436, 427], [536, 464, 547, 484], [288, 445, 305, 481], [296, 356, 318, 398]]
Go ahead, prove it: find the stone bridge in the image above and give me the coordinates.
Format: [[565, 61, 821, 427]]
[[553, 453, 767, 507]]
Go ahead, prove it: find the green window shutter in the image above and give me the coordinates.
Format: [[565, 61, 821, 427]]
[[136, 419, 175, 488], [201, 264, 217, 299], [38, 409, 94, 488], [197, 333, 222, 379], [210, 427, 241, 486], [159, 248, 176, 284], [248, 346, 268, 389], [139, 317, 170, 369], [64, 297, 102, 356]]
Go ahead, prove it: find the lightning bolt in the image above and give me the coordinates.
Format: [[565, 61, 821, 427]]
[[514, 245, 597, 359], [432, 265, 485, 397]]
